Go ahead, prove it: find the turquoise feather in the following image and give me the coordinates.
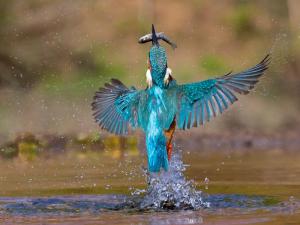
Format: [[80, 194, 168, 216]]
[[149, 46, 168, 88]]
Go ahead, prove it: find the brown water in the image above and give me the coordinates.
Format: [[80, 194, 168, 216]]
[[0, 147, 300, 224]]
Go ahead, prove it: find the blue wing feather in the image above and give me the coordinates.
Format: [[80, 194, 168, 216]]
[[92, 79, 141, 135], [176, 54, 270, 130]]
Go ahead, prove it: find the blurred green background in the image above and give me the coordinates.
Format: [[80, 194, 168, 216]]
[[0, 0, 299, 138]]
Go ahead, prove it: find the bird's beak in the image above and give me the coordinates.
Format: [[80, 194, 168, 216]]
[[152, 24, 159, 47]]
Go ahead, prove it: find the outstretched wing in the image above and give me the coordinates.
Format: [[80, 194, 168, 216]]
[[92, 79, 141, 135], [176, 54, 270, 130]]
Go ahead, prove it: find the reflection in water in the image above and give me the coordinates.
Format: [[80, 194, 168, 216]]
[[147, 211, 204, 225]]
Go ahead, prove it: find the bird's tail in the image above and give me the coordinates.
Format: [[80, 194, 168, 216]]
[[146, 129, 168, 173]]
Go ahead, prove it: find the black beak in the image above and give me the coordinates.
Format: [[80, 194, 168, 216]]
[[152, 24, 159, 46]]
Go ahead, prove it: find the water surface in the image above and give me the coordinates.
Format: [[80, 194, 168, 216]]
[[0, 147, 300, 224]]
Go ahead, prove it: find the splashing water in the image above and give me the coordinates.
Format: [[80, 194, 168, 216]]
[[133, 148, 209, 210]]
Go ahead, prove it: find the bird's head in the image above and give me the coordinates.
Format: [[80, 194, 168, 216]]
[[139, 24, 177, 75]]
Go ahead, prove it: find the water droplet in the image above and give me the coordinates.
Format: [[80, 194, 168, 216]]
[[289, 196, 295, 203], [204, 177, 210, 190]]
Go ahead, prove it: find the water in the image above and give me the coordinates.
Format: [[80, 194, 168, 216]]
[[0, 147, 300, 224], [0, 194, 299, 224], [137, 151, 208, 209], [0, 194, 292, 215]]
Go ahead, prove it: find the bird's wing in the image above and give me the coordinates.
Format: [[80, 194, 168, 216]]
[[175, 54, 270, 130], [92, 79, 141, 135]]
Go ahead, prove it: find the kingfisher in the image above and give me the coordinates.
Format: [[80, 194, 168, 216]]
[[92, 24, 270, 173]]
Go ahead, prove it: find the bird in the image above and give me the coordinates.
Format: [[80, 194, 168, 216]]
[[92, 24, 270, 173], [142, 25, 175, 89]]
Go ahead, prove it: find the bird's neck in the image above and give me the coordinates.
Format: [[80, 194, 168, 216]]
[[151, 67, 166, 88]]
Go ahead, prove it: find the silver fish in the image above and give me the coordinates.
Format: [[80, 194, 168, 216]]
[[138, 32, 177, 49]]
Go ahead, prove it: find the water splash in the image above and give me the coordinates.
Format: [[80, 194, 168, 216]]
[[134, 149, 209, 210]]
